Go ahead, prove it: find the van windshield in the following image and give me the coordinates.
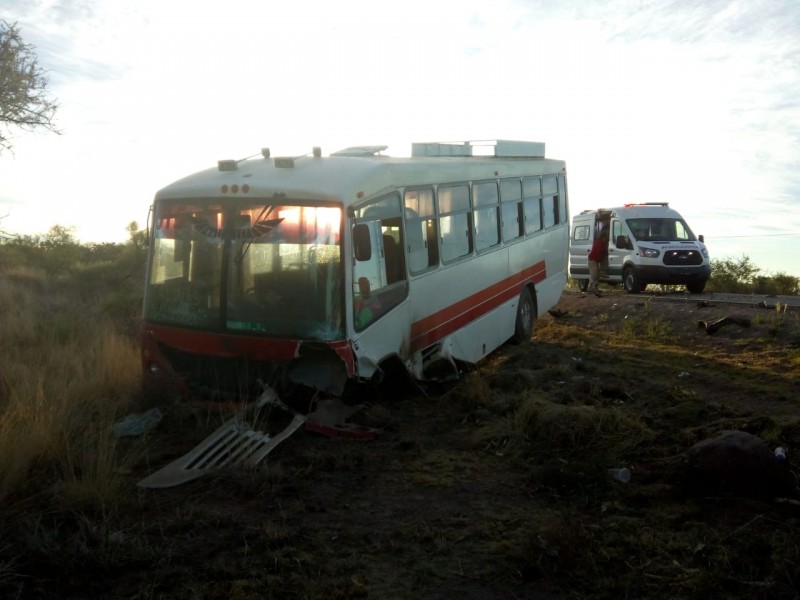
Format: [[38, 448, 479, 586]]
[[626, 218, 696, 242]]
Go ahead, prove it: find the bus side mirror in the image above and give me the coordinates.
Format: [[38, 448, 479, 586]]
[[699, 234, 704, 243], [353, 223, 372, 261], [616, 235, 631, 249]]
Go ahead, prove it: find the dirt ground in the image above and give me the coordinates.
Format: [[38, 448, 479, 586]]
[[11, 288, 800, 599]]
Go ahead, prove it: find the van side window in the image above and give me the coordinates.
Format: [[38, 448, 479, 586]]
[[612, 220, 627, 247], [572, 224, 590, 242], [500, 179, 524, 242], [522, 177, 542, 235]]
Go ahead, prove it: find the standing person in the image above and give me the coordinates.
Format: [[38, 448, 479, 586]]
[[588, 229, 608, 296]]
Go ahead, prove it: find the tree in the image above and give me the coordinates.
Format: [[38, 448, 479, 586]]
[[707, 255, 760, 293], [0, 20, 59, 153], [0, 213, 12, 240]]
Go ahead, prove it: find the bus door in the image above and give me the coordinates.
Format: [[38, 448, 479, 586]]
[[350, 193, 410, 378]]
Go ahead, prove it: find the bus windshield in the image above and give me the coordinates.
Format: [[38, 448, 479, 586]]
[[144, 200, 344, 340], [626, 218, 696, 242]]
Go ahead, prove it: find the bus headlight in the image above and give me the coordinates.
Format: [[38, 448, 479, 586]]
[[638, 247, 660, 258], [701, 248, 709, 258]]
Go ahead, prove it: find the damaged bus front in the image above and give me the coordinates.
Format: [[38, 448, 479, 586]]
[[140, 193, 355, 406]]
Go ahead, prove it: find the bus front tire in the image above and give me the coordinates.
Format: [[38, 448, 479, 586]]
[[623, 267, 643, 294], [577, 279, 589, 292], [511, 287, 536, 344]]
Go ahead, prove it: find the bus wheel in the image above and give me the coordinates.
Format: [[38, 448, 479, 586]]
[[623, 267, 643, 294], [511, 287, 536, 344], [577, 279, 589, 292], [686, 281, 706, 294]]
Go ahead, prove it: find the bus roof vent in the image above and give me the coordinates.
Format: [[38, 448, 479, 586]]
[[412, 142, 473, 157], [411, 140, 545, 158], [331, 145, 389, 157], [218, 159, 238, 171]]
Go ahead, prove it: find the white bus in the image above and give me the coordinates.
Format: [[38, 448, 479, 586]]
[[140, 140, 569, 406]]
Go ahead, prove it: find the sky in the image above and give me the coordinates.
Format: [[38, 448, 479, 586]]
[[1, 0, 799, 276]]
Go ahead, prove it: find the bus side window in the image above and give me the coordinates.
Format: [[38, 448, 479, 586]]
[[473, 180, 500, 252], [558, 173, 568, 225], [500, 179, 523, 242], [542, 175, 557, 227], [382, 232, 403, 284], [438, 183, 472, 264], [405, 220, 427, 273], [522, 177, 542, 234], [404, 188, 439, 273]]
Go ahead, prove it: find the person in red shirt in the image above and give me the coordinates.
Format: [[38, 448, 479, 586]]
[[588, 230, 608, 296]]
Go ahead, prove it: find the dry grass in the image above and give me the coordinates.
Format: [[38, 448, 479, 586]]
[[0, 269, 142, 509], [2, 262, 800, 598]]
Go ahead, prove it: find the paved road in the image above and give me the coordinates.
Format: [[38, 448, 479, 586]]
[[700, 292, 800, 308], [566, 288, 800, 309]]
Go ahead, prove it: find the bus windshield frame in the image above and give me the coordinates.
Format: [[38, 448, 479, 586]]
[[144, 198, 344, 341]]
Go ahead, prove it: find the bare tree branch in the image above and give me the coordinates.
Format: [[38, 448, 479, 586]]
[[0, 20, 60, 154]]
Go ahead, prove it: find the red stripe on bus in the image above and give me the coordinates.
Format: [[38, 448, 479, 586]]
[[409, 261, 546, 352]]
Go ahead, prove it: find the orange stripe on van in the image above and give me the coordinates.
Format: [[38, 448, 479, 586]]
[[409, 261, 546, 352]]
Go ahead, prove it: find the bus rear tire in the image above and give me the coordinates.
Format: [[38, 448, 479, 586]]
[[577, 279, 589, 292], [686, 281, 706, 294], [511, 286, 536, 344]]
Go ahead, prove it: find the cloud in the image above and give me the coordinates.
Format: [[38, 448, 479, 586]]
[[0, 0, 798, 274]]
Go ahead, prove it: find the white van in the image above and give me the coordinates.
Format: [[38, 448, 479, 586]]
[[569, 203, 710, 293]]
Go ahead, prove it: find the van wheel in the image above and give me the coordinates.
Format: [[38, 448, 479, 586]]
[[577, 279, 589, 292], [623, 267, 643, 294], [686, 281, 706, 294], [511, 286, 536, 344]]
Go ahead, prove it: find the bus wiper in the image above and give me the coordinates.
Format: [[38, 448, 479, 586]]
[[235, 204, 282, 265]]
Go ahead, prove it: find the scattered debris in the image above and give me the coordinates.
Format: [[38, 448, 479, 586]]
[[305, 421, 379, 439], [548, 308, 569, 318], [113, 408, 163, 437], [137, 388, 378, 488], [697, 315, 751, 335], [682, 430, 795, 498], [138, 386, 305, 489], [608, 467, 631, 483], [138, 412, 306, 489], [696, 300, 712, 308], [306, 397, 363, 427]]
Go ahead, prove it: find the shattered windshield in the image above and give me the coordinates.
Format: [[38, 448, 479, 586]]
[[626, 218, 696, 242], [144, 199, 344, 340]]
